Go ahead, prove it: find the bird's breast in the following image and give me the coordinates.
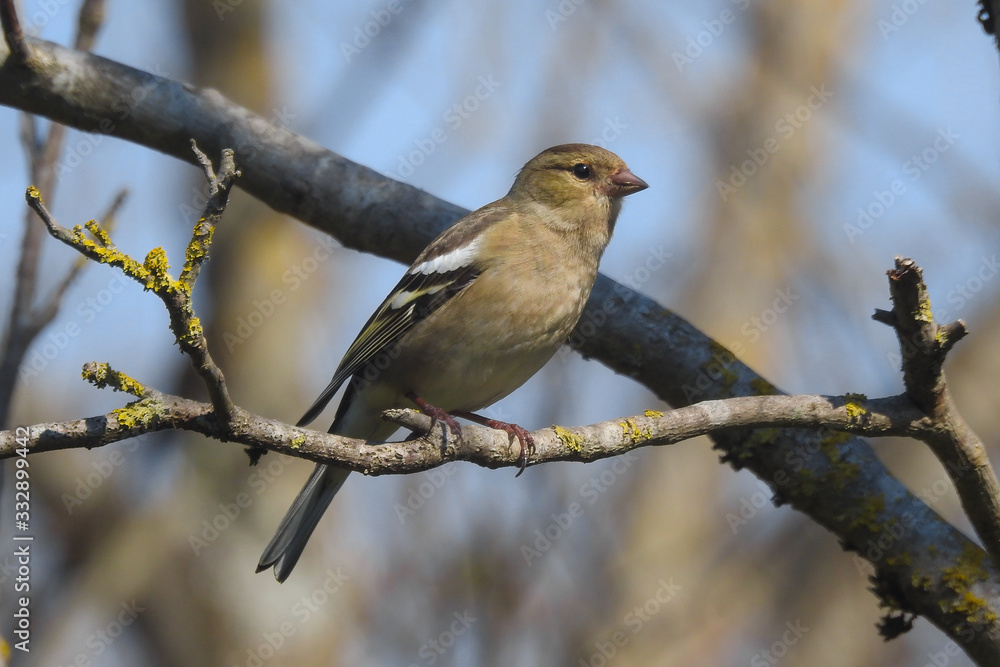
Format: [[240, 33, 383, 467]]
[[392, 260, 597, 411]]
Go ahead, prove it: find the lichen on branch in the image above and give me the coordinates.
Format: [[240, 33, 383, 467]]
[[25, 142, 239, 421]]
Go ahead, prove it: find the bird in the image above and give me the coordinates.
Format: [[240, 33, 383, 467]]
[[257, 143, 648, 582]]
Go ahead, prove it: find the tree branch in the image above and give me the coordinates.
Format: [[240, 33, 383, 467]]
[[0, 0, 27, 63], [0, 5, 110, 426], [875, 257, 1000, 570], [0, 389, 938, 472], [23, 143, 239, 421]]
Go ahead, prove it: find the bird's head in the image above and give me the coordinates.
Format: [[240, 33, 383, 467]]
[[512, 143, 647, 206], [510, 143, 648, 252]]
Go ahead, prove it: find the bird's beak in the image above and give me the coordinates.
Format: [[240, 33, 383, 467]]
[[606, 168, 649, 198]]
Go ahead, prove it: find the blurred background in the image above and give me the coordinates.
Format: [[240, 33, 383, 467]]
[[1, 1, 998, 665]]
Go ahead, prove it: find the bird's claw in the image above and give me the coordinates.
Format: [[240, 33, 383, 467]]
[[480, 419, 534, 477], [406, 392, 463, 442], [412, 400, 535, 475]]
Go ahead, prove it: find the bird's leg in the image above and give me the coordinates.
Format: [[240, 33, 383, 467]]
[[406, 392, 463, 442], [456, 412, 534, 477]]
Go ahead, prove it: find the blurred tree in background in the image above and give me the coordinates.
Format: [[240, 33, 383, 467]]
[[1, 1, 999, 666]]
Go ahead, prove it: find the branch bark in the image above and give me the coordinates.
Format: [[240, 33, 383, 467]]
[[5, 36, 1000, 664], [875, 257, 1000, 570], [0, 389, 931, 469]]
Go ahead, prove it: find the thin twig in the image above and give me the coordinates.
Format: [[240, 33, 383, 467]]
[[180, 142, 238, 288], [0, 0, 27, 62], [24, 147, 239, 422], [0, 0, 110, 427], [39, 188, 128, 325], [74, 0, 106, 52]]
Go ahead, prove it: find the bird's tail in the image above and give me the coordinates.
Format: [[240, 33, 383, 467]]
[[256, 464, 351, 583]]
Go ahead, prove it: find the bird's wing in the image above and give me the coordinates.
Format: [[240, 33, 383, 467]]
[[296, 204, 509, 427]]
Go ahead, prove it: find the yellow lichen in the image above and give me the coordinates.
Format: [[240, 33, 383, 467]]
[[112, 400, 159, 429], [67, 220, 143, 275], [184, 221, 215, 266], [844, 393, 869, 424], [289, 434, 306, 450], [644, 409, 664, 418], [113, 373, 145, 397], [84, 219, 112, 247], [143, 247, 173, 291], [940, 543, 997, 626], [619, 418, 651, 444], [553, 425, 584, 452], [952, 591, 997, 625], [179, 316, 204, 347], [941, 543, 988, 589], [82, 362, 146, 397]]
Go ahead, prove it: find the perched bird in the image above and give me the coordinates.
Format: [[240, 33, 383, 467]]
[[257, 144, 647, 582]]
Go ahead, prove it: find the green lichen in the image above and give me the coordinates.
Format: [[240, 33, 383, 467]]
[[846, 495, 886, 532], [793, 467, 818, 496], [817, 430, 860, 489], [914, 294, 934, 324], [553, 425, 583, 452], [820, 430, 853, 458], [940, 543, 997, 626], [289, 434, 306, 450], [941, 543, 988, 589], [733, 427, 780, 462], [705, 340, 739, 397], [885, 553, 912, 568], [911, 572, 934, 590], [750, 377, 778, 395]]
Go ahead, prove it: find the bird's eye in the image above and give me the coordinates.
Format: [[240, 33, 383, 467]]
[[571, 163, 591, 179]]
